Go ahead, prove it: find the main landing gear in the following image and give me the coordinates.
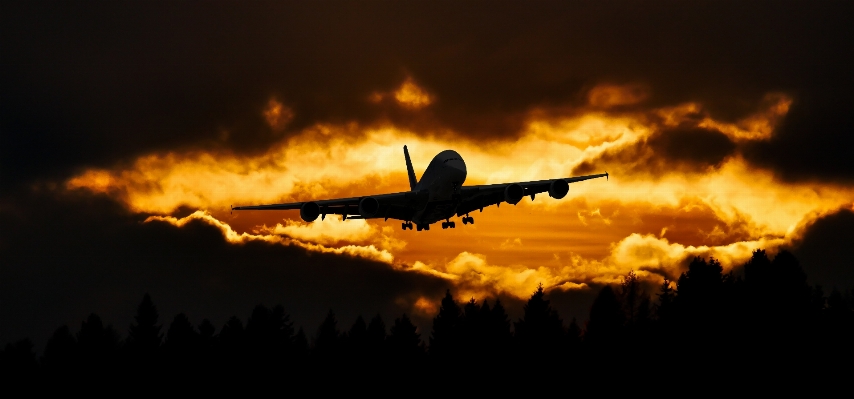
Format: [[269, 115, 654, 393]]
[[402, 216, 474, 231]]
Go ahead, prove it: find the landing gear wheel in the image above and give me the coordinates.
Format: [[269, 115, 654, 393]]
[[450, 221, 456, 228], [442, 222, 448, 229]]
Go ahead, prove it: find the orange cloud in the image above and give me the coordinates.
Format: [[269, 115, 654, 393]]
[[394, 77, 433, 109], [64, 87, 854, 308], [588, 83, 649, 108], [263, 98, 294, 131]]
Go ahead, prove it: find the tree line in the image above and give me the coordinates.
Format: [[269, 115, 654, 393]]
[[2, 249, 853, 381]]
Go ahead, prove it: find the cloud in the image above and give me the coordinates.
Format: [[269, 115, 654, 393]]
[[60, 94, 854, 304], [263, 99, 295, 132], [790, 206, 854, 290], [393, 78, 433, 109], [0, 191, 449, 351], [146, 211, 397, 265], [588, 83, 649, 108]]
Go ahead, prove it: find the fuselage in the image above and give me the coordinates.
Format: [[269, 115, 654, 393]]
[[411, 150, 467, 224]]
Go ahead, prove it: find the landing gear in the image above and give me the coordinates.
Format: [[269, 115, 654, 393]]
[[441, 220, 457, 229], [416, 224, 430, 231], [401, 222, 414, 230], [461, 216, 475, 225]]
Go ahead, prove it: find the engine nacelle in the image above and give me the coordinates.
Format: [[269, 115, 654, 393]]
[[548, 179, 569, 199], [300, 202, 320, 222], [504, 184, 524, 205], [359, 196, 380, 217]]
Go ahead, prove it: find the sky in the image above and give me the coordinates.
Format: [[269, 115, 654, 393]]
[[2, 0, 853, 350]]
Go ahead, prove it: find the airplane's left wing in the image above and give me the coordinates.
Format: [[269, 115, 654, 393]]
[[232, 189, 428, 222], [454, 172, 609, 216]]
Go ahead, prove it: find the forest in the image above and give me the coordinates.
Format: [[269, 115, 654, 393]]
[[2, 249, 853, 383]]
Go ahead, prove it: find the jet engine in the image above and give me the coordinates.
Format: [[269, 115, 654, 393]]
[[548, 179, 569, 199], [359, 197, 380, 217], [300, 202, 320, 222], [504, 184, 524, 205]]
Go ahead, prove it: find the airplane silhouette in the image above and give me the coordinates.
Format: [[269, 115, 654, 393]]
[[232, 146, 608, 231]]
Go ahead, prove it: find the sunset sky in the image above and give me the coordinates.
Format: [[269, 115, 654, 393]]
[[3, 1, 853, 349]]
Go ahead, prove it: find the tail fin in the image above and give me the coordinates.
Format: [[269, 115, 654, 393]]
[[404, 145, 417, 191]]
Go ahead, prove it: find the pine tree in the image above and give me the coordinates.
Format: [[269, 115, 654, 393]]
[[345, 315, 368, 360], [42, 325, 78, 370], [127, 293, 163, 355], [656, 278, 675, 321], [515, 284, 564, 357], [584, 285, 624, 350], [314, 309, 341, 360], [389, 313, 423, 361], [367, 313, 387, 357], [78, 313, 120, 368], [164, 313, 198, 364], [429, 289, 462, 357]]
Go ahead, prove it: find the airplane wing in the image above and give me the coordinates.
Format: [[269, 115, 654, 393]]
[[232, 189, 428, 221], [453, 172, 609, 217]]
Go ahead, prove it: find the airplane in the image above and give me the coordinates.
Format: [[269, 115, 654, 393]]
[[232, 146, 608, 231]]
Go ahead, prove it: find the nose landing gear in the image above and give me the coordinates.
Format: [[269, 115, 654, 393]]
[[401, 222, 414, 230], [461, 215, 475, 225]]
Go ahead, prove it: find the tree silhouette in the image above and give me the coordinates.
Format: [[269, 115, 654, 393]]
[[218, 316, 246, 365], [198, 319, 216, 349], [127, 293, 163, 357], [584, 285, 624, 351], [42, 325, 78, 371], [619, 271, 645, 327], [293, 327, 310, 360], [566, 317, 582, 354], [515, 284, 564, 357], [313, 309, 341, 361], [460, 297, 485, 358], [366, 313, 387, 360], [429, 289, 462, 358], [163, 313, 199, 368], [388, 313, 423, 362], [78, 313, 120, 369], [1, 339, 37, 377], [656, 278, 675, 322], [487, 298, 512, 349], [344, 315, 368, 361], [245, 304, 295, 368]]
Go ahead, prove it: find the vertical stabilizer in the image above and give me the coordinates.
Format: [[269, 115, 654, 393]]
[[403, 145, 417, 191]]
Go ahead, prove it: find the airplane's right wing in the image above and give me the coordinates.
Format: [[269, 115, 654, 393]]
[[454, 172, 609, 216]]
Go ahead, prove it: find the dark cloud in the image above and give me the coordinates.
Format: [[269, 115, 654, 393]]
[[742, 92, 854, 184], [791, 208, 854, 291], [573, 125, 736, 176], [3, 1, 853, 188], [647, 127, 737, 172], [0, 190, 452, 351]]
